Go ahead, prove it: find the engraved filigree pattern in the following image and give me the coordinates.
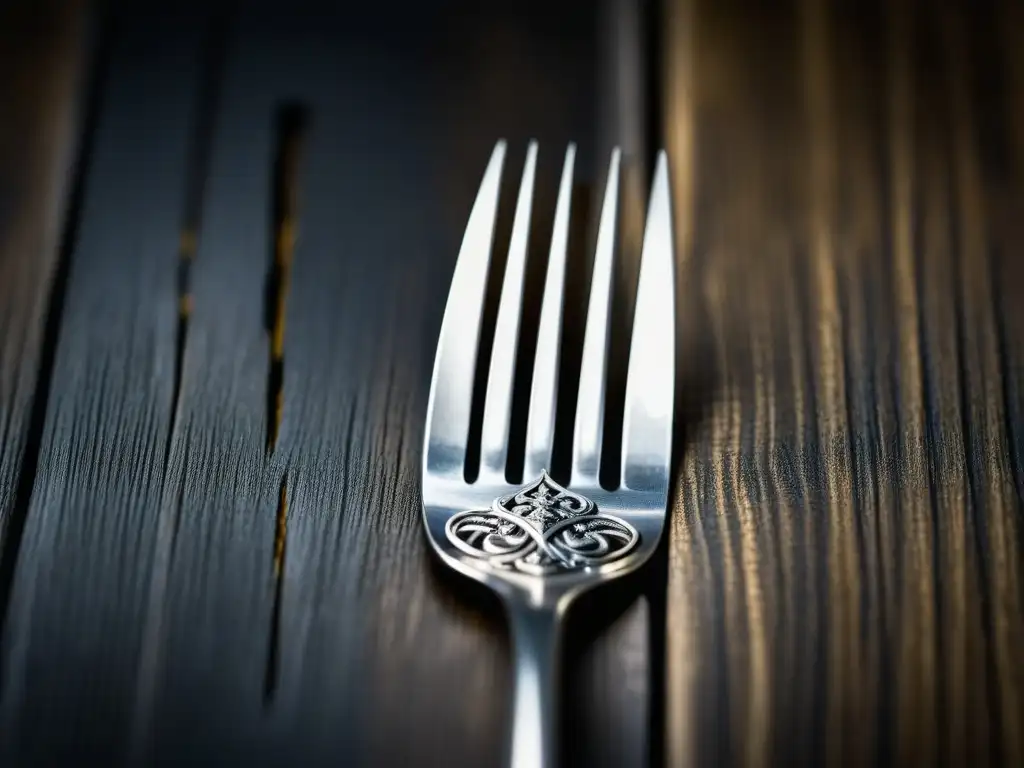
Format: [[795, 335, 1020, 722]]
[[445, 472, 639, 575]]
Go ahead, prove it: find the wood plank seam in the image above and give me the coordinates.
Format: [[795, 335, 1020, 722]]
[[0, 2, 99, 661]]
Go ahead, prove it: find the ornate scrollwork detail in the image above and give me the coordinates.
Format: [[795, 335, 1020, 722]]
[[445, 471, 639, 575]]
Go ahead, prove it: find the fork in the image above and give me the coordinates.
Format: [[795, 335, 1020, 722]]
[[421, 140, 674, 768]]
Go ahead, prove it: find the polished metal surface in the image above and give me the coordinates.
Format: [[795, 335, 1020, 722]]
[[444, 471, 640, 574], [421, 140, 675, 768]]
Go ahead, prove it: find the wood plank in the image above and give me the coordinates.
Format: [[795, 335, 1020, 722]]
[[0, 0, 87, 612], [262, 4, 647, 763], [110, 1, 654, 764], [662, 0, 1024, 764], [128, 7, 281, 760], [0, 4, 212, 763]]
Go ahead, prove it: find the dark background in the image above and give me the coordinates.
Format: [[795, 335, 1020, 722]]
[[0, 0, 1021, 765]]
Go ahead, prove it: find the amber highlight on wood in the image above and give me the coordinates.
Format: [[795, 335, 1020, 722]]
[[662, 0, 1023, 764], [265, 103, 306, 453]]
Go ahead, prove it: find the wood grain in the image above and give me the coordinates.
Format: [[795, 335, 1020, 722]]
[[0, 0, 1020, 766], [0, 1, 654, 765], [0, 0, 86, 613], [663, 0, 1024, 765], [0, 4, 214, 762]]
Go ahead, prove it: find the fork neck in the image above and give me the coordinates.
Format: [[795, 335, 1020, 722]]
[[506, 598, 569, 768]]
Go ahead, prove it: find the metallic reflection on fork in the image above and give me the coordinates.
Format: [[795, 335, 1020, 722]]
[[421, 140, 675, 768]]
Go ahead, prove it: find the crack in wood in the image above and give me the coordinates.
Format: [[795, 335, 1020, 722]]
[[162, 8, 225, 477], [264, 472, 288, 702], [265, 103, 306, 453], [263, 102, 306, 702], [0, 5, 106, 671], [123, 12, 231, 760]]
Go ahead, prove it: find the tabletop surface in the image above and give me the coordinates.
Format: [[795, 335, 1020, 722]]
[[0, 0, 1021, 765]]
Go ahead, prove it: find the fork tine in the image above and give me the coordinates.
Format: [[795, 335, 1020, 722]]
[[570, 148, 621, 487], [621, 151, 675, 493], [424, 141, 507, 478], [523, 144, 576, 481], [478, 142, 538, 482]]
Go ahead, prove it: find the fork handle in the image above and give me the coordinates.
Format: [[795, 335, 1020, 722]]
[[508, 601, 564, 768]]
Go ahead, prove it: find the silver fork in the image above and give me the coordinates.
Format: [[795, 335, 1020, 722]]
[[421, 140, 675, 768]]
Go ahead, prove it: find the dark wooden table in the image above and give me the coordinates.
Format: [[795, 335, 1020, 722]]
[[0, 0, 1021, 765]]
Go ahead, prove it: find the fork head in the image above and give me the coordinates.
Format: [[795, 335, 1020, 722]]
[[421, 140, 675, 606]]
